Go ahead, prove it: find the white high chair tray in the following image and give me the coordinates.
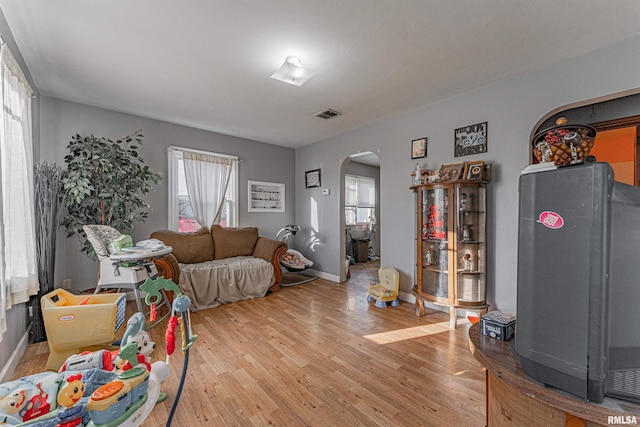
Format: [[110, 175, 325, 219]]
[[109, 246, 172, 261]]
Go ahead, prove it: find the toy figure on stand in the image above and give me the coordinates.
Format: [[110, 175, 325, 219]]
[[463, 253, 473, 271], [438, 242, 447, 269]]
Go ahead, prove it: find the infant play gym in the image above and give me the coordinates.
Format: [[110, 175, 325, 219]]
[[0, 277, 196, 427]]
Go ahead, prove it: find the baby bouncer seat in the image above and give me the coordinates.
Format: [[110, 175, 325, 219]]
[[276, 225, 317, 286], [367, 266, 400, 308]]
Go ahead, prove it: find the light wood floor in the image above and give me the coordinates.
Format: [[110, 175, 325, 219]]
[[13, 261, 486, 426]]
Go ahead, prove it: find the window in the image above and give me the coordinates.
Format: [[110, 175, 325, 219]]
[[0, 45, 38, 343], [345, 175, 376, 225], [168, 147, 238, 232]]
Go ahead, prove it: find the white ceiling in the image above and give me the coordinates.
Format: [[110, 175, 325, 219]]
[[2, 1, 640, 149]]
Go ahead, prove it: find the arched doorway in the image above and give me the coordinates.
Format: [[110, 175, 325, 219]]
[[339, 151, 380, 282]]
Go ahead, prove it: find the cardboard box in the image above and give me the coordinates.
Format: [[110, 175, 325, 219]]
[[480, 311, 516, 341]]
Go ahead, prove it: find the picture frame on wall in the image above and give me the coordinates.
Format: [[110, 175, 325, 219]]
[[411, 137, 428, 159], [437, 162, 465, 182], [305, 169, 322, 188], [454, 121, 488, 157], [463, 160, 485, 180]]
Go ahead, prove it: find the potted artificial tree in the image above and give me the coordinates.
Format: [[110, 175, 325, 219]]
[[62, 130, 162, 256]]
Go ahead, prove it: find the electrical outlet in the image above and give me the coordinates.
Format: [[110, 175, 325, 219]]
[[62, 279, 72, 290]]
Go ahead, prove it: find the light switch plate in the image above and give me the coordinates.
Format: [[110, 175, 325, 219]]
[[322, 188, 330, 196]]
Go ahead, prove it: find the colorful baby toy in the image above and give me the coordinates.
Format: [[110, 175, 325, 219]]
[[0, 276, 196, 426], [367, 266, 401, 308]]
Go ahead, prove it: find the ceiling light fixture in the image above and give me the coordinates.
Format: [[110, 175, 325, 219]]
[[270, 56, 315, 87]]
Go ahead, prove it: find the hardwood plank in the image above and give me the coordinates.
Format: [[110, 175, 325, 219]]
[[11, 261, 485, 426]]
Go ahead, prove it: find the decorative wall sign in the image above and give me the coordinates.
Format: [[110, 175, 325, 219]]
[[411, 137, 428, 159], [454, 121, 488, 157], [305, 169, 321, 188]]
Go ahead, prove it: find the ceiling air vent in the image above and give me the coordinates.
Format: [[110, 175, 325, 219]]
[[314, 109, 342, 120]]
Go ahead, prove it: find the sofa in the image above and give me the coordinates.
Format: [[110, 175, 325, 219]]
[[150, 225, 287, 311]]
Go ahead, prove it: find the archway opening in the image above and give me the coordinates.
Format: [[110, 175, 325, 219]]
[[339, 151, 380, 282]]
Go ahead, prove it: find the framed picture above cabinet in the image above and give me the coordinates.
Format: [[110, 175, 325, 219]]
[[248, 180, 285, 212]]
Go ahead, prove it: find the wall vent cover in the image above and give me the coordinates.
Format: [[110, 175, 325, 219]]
[[314, 109, 342, 120]]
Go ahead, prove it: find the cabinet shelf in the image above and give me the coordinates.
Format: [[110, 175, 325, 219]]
[[413, 179, 489, 327], [424, 267, 448, 273]]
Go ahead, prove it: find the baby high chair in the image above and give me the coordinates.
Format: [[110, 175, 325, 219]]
[[83, 225, 172, 329], [367, 266, 400, 308]]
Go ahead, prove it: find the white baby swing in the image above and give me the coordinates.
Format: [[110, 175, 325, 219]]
[[276, 225, 317, 286]]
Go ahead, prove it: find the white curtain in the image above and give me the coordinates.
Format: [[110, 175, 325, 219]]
[[0, 44, 39, 342], [183, 151, 233, 227]]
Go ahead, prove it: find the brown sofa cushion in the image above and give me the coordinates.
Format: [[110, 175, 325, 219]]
[[150, 227, 214, 264], [211, 225, 259, 259]]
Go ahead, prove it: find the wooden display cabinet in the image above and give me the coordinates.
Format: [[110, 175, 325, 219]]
[[412, 179, 489, 327]]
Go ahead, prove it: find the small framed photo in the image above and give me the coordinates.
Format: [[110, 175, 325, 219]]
[[464, 160, 485, 180], [454, 122, 488, 157], [437, 162, 464, 182], [305, 169, 321, 188], [411, 137, 428, 159]]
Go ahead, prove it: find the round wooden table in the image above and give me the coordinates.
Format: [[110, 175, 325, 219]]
[[468, 323, 640, 426]]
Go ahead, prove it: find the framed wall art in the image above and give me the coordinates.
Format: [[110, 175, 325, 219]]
[[411, 137, 428, 159], [305, 169, 321, 188], [454, 121, 488, 157]]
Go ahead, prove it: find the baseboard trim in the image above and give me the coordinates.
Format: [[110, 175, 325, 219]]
[[0, 324, 30, 384], [303, 269, 341, 283], [399, 291, 415, 303]]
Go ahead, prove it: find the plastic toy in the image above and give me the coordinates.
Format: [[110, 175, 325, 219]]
[[40, 289, 127, 371], [0, 277, 195, 427], [113, 312, 155, 372], [86, 367, 150, 426], [55, 374, 86, 427], [0, 371, 60, 425], [367, 266, 400, 308], [61, 350, 114, 373]]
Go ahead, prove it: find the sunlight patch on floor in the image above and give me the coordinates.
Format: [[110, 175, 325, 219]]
[[363, 321, 455, 344]]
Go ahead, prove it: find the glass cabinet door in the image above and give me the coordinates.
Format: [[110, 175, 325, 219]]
[[420, 187, 450, 301], [455, 185, 486, 305]]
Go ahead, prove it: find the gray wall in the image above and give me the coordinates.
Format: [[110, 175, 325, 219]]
[[39, 96, 295, 292], [294, 34, 640, 312], [344, 160, 381, 257]]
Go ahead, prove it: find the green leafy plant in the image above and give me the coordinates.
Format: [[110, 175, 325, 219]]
[[62, 130, 162, 256]]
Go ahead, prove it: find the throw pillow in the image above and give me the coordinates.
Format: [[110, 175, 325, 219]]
[[150, 227, 214, 263], [210, 225, 259, 259]]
